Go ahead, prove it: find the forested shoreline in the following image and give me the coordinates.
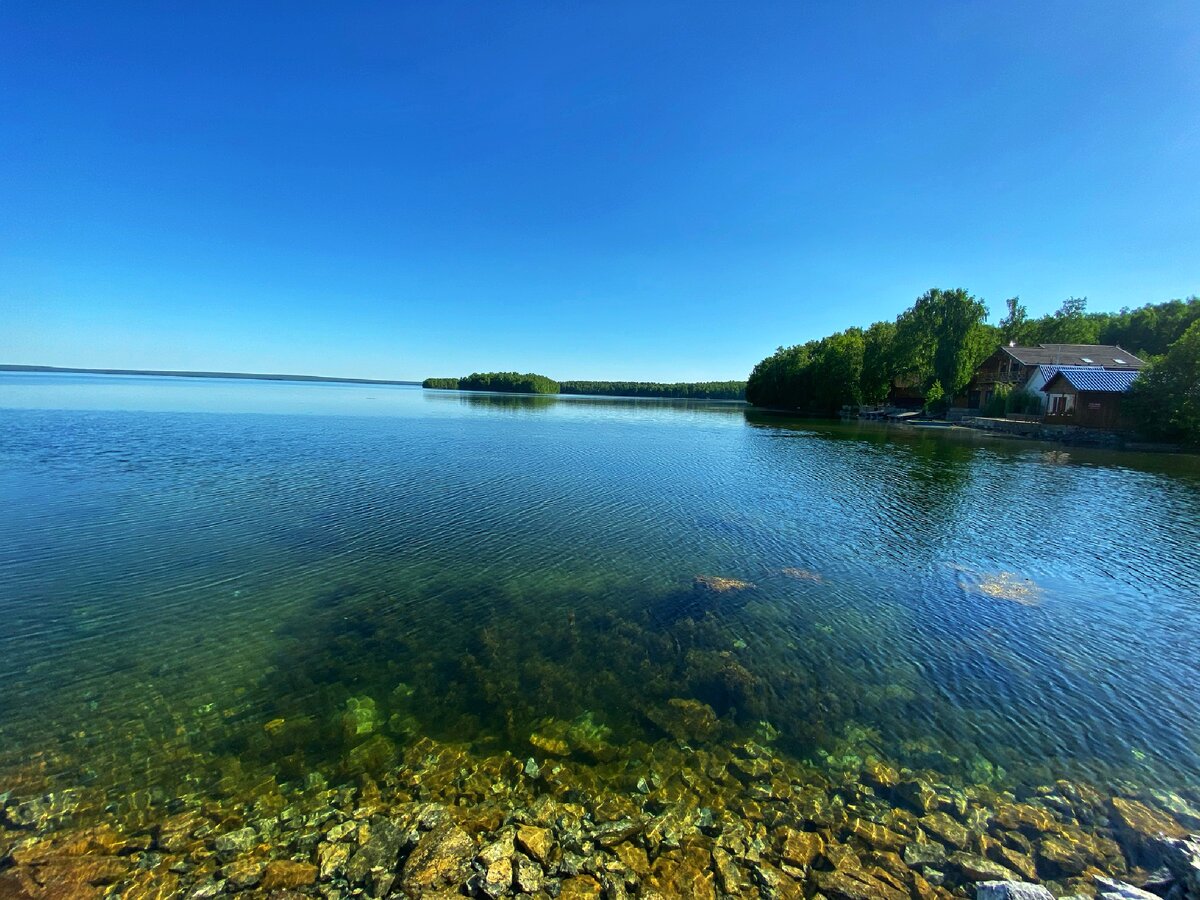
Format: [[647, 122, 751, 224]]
[[745, 290, 1200, 442], [423, 374, 746, 400]]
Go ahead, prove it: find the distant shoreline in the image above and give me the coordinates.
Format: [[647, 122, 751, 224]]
[[0, 365, 420, 387]]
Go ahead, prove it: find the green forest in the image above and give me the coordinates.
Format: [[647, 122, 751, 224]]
[[423, 374, 746, 400], [745, 291, 1200, 429], [423, 373, 560, 394], [559, 381, 745, 400]]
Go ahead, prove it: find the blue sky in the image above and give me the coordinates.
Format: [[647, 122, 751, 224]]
[[2, 2, 1198, 381]]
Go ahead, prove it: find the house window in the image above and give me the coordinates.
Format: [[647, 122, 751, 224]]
[[1081, 357, 1093, 364]]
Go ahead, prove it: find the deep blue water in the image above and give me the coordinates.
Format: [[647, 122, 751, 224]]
[[1, 373, 1199, 806]]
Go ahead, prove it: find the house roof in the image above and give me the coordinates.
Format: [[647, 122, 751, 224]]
[[1002, 344, 1144, 368], [1033, 364, 1105, 383], [1041, 367, 1141, 393]]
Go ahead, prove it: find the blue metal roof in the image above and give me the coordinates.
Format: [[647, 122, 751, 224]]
[[1042, 367, 1140, 393]]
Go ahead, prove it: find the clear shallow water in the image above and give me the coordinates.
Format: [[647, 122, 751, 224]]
[[1, 373, 1199, 815]]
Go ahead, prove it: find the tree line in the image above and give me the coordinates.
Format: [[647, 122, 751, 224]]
[[559, 381, 745, 400], [423, 373, 561, 394], [422, 374, 745, 400], [746, 290, 1200, 425]]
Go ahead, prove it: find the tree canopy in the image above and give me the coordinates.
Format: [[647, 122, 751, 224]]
[[747, 287, 994, 414], [1126, 320, 1200, 445], [746, 291, 1199, 417]]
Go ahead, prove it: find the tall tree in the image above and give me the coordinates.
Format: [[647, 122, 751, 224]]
[[1126, 320, 1200, 444], [894, 288, 991, 399], [998, 296, 1029, 345]]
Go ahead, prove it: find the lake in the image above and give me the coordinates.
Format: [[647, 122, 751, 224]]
[[2, 372, 1199, 897]]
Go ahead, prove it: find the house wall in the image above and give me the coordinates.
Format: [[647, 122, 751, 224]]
[[1044, 386, 1126, 429], [1021, 370, 1051, 411]]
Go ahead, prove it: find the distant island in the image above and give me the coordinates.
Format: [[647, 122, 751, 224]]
[[422, 372, 747, 400], [1, 365, 420, 386]]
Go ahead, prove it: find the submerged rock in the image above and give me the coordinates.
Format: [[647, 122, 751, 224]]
[[398, 821, 475, 896], [646, 698, 720, 742], [342, 695, 379, 741], [975, 882, 1055, 900]]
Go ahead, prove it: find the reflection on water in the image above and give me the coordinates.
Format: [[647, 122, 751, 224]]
[[1, 374, 1199, 897]]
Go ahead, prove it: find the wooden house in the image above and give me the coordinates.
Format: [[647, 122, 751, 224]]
[[960, 344, 1144, 410], [1041, 367, 1141, 429]]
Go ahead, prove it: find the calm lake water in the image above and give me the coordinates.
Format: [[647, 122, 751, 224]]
[[2, 373, 1199, 832]]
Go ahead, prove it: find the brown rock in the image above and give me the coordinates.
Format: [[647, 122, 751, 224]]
[[1036, 835, 1089, 877], [558, 875, 604, 899], [863, 760, 900, 790], [849, 817, 906, 851], [948, 850, 1017, 882], [986, 842, 1038, 881], [750, 859, 804, 900], [920, 811, 969, 849], [693, 575, 755, 593], [399, 822, 475, 897], [814, 869, 908, 900], [513, 854, 544, 893], [515, 824, 554, 867], [613, 841, 650, 877], [262, 860, 318, 890], [481, 857, 513, 897], [823, 841, 861, 871], [711, 847, 749, 895], [224, 856, 265, 889], [780, 828, 823, 867], [647, 843, 716, 900], [895, 779, 939, 815], [647, 698, 720, 742], [1111, 797, 1186, 843]]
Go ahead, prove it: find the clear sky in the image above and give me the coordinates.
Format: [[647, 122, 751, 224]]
[[2, 2, 1198, 381]]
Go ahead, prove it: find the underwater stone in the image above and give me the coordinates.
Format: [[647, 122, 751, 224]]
[[975, 882, 1055, 900], [1154, 834, 1200, 895], [515, 825, 554, 867], [814, 868, 909, 900], [1036, 834, 1090, 877], [1092, 875, 1164, 899], [317, 839, 352, 879], [750, 858, 805, 899], [479, 857, 513, 898], [260, 859, 318, 890], [921, 811, 970, 849], [558, 874, 604, 899], [905, 841, 948, 868], [987, 843, 1038, 882], [864, 759, 901, 790], [896, 779, 940, 815], [477, 830, 515, 867], [345, 816, 409, 896], [345, 734, 398, 777], [223, 856, 264, 889], [849, 817, 906, 851], [951, 851, 1019, 883], [398, 821, 475, 896], [646, 698, 720, 742], [342, 696, 379, 741], [780, 828, 822, 867], [513, 853, 544, 893], [1111, 797, 1187, 867], [212, 826, 257, 857]]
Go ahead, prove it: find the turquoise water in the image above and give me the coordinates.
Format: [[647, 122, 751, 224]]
[[1, 373, 1199, 817]]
